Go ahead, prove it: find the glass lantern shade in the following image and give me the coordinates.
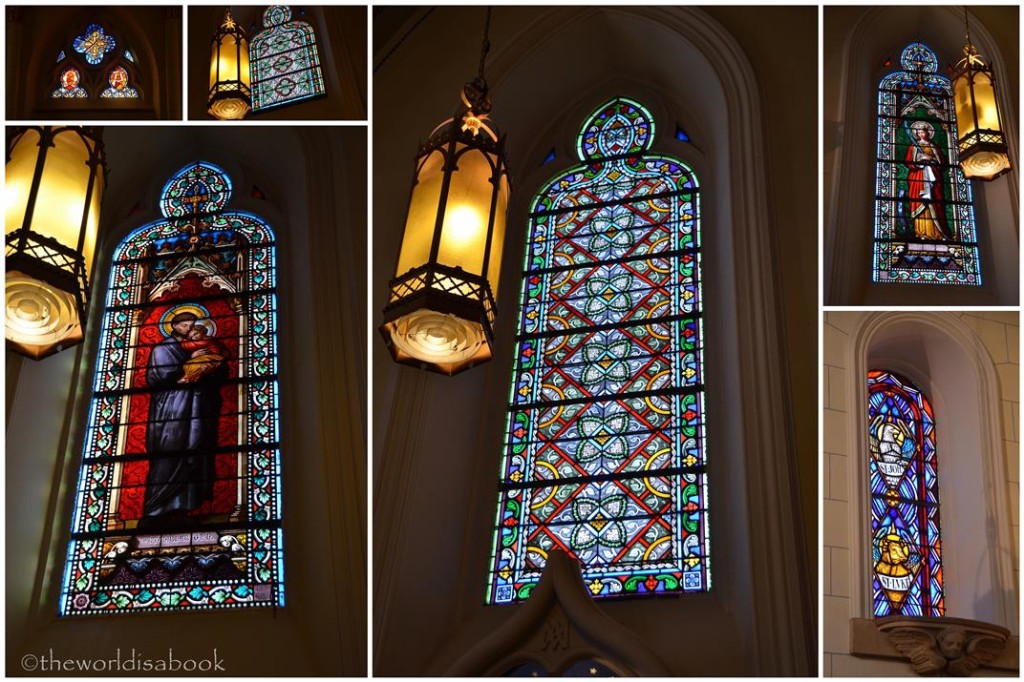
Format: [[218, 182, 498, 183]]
[[953, 50, 1010, 180], [5, 127, 105, 359], [208, 11, 251, 120], [381, 116, 511, 375]]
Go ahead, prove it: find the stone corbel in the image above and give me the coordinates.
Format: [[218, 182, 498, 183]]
[[850, 616, 1017, 676]]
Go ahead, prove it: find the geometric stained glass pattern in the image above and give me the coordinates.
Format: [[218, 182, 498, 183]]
[[868, 370, 944, 617], [250, 6, 325, 112], [60, 162, 283, 615], [100, 65, 139, 99], [72, 23, 117, 65], [873, 42, 981, 285], [487, 97, 709, 604]]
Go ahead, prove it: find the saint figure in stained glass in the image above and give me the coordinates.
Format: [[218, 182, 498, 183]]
[[487, 98, 708, 604], [873, 42, 980, 285], [867, 370, 944, 617], [60, 162, 283, 615]]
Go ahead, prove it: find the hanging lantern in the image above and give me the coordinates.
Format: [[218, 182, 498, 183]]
[[208, 8, 251, 120], [380, 9, 511, 376], [952, 11, 1011, 180], [5, 126, 106, 359]]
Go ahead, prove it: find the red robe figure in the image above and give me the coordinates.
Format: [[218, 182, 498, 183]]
[[905, 121, 951, 241]]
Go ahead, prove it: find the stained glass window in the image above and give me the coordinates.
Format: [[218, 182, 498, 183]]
[[874, 42, 981, 285], [868, 370, 944, 617], [249, 6, 325, 112], [51, 67, 88, 98], [60, 162, 283, 615], [487, 97, 708, 604], [100, 65, 139, 99], [73, 23, 116, 65]]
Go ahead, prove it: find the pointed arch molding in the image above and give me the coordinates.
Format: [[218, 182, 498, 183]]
[[826, 7, 1020, 304], [846, 312, 1017, 630], [374, 6, 813, 676], [441, 551, 672, 676]]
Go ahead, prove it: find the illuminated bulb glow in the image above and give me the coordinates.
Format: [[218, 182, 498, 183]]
[[445, 205, 484, 245]]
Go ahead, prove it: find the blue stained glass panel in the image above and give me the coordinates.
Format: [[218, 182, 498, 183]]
[[867, 369, 944, 617]]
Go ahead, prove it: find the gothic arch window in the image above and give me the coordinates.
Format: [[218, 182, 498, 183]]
[[60, 162, 283, 615], [487, 97, 708, 604], [249, 5, 325, 112], [48, 22, 143, 102], [873, 42, 980, 286], [867, 369, 944, 616]]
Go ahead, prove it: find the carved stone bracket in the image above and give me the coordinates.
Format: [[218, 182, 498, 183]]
[[850, 616, 1016, 676], [435, 550, 672, 676]]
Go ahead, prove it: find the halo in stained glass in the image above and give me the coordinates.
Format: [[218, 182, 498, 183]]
[[900, 42, 938, 73], [488, 97, 707, 605], [160, 162, 233, 218], [60, 162, 283, 615], [72, 23, 116, 65], [872, 41, 980, 285], [263, 5, 292, 27], [867, 370, 943, 617], [576, 97, 655, 160]]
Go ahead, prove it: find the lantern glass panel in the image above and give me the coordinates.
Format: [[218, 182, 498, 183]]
[[4, 128, 41, 237], [7, 130, 103, 274], [396, 150, 445, 277], [437, 146, 497, 279]]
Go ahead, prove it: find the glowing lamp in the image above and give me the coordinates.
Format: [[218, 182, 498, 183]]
[[208, 9, 251, 120], [380, 84, 511, 375], [952, 22, 1010, 180], [5, 127, 106, 359]]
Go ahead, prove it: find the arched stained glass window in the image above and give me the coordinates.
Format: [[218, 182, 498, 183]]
[[487, 97, 708, 604], [868, 370, 944, 617], [61, 162, 283, 615], [49, 22, 142, 103], [249, 5, 325, 112], [51, 67, 88, 98], [873, 42, 980, 285], [100, 65, 139, 99]]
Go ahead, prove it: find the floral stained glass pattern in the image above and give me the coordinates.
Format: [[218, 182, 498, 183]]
[[249, 6, 325, 112], [60, 162, 283, 615], [100, 65, 139, 99], [487, 98, 709, 604], [73, 23, 117, 65], [868, 370, 944, 617], [874, 42, 981, 285], [51, 67, 88, 98]]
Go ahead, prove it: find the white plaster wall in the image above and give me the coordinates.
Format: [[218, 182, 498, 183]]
[[824, 311, 1019, 676]]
